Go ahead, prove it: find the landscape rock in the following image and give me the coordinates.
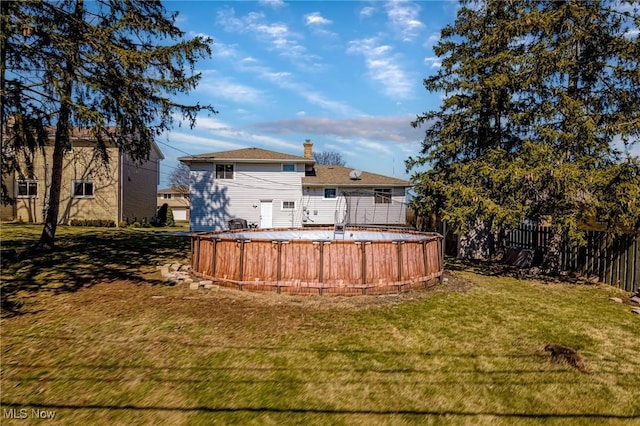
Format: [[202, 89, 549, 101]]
[[609, 297, 623, 304], [189, 282, 200, 290], [630, 296, 640, 305], [631, 307, 640, 315]]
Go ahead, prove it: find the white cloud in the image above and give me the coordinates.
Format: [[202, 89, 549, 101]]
[[424, 56, 441, 68], [216, 8, 320, 64], [624, 28, 639, 38], [258, 0, 286, 8], [211, 41, 239, 60], [385, 0, 425, 42], [197, 71, 265, 105], [360, 6, 376, 18], [347, 38, 415, 100], [165, 117, 301, 155], [236, 60, 360, 116], [305, 12, 332, 27], [252, 115, 424, 145], [304, 11, 338, 38], [424, 32, 440, 47]]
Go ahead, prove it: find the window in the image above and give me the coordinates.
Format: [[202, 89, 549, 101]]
[[162, 193, 172, 199], [282, 164, 295, 172], [215, 164, 234, 179], [73, 181, 94, 198], [282, 201, 296, 210], [323, 188, 337, 199], [17, 180, 37, 198], [374, 188, 391, 204]]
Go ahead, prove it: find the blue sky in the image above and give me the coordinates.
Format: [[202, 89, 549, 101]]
[[157, 0, 458, 188]]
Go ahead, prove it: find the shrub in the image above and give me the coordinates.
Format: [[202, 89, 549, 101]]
[[156, 203, 174, 227], [165, 205, 175, 227], [157, 203, 168, 226], [69, 219, 116, 227]]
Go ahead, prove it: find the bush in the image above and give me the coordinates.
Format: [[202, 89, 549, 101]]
[[156, 203, 175, 227], [69, 219, 116, 227], [165, 205, 175, 227]]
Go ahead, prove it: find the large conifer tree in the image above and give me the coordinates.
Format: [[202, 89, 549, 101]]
[[1, 0, 216, 249], [408, 0, 639, 270]]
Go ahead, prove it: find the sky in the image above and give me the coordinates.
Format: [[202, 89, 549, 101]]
[[156, 0, 458, 188]]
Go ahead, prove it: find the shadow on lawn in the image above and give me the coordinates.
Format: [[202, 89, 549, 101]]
[[1, 230, 190, 317], [444, 257, 590, 285], [1, 401, 637, 421]]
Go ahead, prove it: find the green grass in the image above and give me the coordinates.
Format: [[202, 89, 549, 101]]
[[1, 225, 639, 425]]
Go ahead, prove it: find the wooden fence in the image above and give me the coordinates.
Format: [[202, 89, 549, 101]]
[[507, 224, 639, 292]]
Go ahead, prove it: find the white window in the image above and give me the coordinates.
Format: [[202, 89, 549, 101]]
[[282, 201, 296, 210], [323, 188, 337, 199], [17, 180, 38, 198], [374, 188, 391, 204], [215, 164, 234, 179], [163, 193, 172, 199], [73, 180, 94, 198], [282, 164, 295, 172]]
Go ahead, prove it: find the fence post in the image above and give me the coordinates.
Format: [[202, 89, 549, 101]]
[[633, 235, 639, 293]]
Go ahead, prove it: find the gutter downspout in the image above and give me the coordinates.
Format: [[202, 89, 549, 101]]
[[118, 150, 123, 224]]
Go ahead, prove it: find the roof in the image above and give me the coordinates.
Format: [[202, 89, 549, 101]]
[[158, 186, 187, 194], [302, 165, 410, 187], [4, 126, 166, 160], [179, 147, 314, 163]]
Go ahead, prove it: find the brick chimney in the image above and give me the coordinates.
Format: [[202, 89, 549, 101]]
[[303, 139, 313, 159]]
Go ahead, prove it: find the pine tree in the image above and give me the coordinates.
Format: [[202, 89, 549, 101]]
[[165, 205, 175, 227], [1, 0, 216, 249], [408, 0, 639, 271]]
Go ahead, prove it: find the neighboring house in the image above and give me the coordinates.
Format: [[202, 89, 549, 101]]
[[1, 128, 164, 224], [179, 141, 411, 232], [157, 186, 190, 221]]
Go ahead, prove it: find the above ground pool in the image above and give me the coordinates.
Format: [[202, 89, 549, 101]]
[[191, 227, 444, 296]]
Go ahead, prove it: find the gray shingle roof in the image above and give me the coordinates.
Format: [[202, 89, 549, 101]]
[[179, 147, 313, 163], [303, 165, 410, 187]]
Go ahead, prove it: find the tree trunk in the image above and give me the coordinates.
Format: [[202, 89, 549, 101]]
[[457, 217, 496, 260], [542, 226, 563, 275], [37, 108, 69, 250], [38, 0, 83, 250]]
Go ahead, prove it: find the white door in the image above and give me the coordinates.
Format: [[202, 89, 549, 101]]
[[260, 201, 273, 228]]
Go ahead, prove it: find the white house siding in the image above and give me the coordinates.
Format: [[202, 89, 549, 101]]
[[189, 163, 219, 232], [302, 187, 406, 226], [189, 162, 305, 232], [301, 187, 347, 225]]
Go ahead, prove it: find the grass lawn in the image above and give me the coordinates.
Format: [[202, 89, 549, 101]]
[[1, 224, 639, 425]]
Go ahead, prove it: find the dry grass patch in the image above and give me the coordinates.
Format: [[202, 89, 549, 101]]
[[1, 226, 639, 424]]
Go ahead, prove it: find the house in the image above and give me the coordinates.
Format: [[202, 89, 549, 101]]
[[157, 186, 190, 221], [1, 128, 164, 225], [179, 141, 410, 232]]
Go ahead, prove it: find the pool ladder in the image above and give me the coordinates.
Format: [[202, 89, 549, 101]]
[[334, 219, 346, 239]]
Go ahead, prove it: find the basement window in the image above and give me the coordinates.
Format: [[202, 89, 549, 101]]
[[72, 180, 94, 198], [17, 180, 38, 198]]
